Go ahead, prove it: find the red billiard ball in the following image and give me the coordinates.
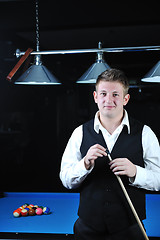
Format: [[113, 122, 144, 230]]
[[29, 204, 34, 208], [21, 209, 28, 216]]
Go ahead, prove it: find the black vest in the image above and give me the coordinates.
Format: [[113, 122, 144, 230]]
[[78, 117, 146, 233]]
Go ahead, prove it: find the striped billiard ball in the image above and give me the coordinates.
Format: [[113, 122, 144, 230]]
[[13, 209, 21, 217], [21, 209, 28, 216], [43, 207, 50, 215]]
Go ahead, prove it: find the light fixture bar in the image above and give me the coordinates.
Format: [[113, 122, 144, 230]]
[[16, 45, 160, 58]]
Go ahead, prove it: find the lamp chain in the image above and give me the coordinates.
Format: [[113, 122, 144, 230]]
[[35, 0, 40, 52]]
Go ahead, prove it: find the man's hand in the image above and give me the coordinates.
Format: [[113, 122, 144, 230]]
[[109, 158, 137, 178], [84, 144, 107, 170]]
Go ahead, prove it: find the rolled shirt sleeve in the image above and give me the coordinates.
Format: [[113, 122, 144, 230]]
[[59, 125, 93, 189], [131, 125, 160, 191]]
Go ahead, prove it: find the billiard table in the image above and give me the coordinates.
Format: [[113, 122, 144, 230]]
[[0, 192, 159, 240]]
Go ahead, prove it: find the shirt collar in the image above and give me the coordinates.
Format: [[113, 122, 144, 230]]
[[94, 110, 130, 134]]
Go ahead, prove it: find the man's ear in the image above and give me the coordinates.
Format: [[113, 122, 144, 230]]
[[123, 94, 130, 106], [93, 91, 98, 103]]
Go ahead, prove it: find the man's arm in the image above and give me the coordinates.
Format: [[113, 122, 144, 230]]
[[59, 126, 107, 189], [59, 125, 92, 189], [110, 125, 160, 191]]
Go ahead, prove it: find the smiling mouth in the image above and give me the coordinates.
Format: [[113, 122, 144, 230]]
[[104, 106, 115, 109]]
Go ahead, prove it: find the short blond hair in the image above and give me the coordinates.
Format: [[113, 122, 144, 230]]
[[96, 69, 129, 95]]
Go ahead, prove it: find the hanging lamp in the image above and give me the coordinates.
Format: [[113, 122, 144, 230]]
[[14, 0, 61, 85], [76, 42, 110, 84], [141, 60, 160, 83]]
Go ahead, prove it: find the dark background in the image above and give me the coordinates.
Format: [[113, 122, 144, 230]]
[[1, 0, 160, 193]]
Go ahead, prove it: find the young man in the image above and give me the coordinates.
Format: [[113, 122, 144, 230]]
[[60, 69, 160, 240]]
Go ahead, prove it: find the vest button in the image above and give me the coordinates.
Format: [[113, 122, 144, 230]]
[[106, 188, 111, 192], [105, 201, 110, 207]]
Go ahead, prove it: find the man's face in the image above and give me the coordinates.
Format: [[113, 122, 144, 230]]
[[93, 80, 130, 120]]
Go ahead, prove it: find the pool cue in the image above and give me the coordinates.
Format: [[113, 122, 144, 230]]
[[6, 48, 33, 82], [106, 149, 149, 240]]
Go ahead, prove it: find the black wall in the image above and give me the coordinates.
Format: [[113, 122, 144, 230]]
[[1, 76, 160, 193], [0, 0, 160, 194]]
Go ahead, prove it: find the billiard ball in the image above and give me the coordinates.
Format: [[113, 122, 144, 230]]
[[13, 209, 21, 217], [25, 207, 30, 211], [43, 207, 50, 215], [21, 204, 27, 208], [26, 205, 32, 209], [28, 209, 35, 216], [32, 207, 37, 210], [25, 203, 29, 206], [21, 209, 28, 216], [35, 207, 43, 215], [17, 207, 22, 212]]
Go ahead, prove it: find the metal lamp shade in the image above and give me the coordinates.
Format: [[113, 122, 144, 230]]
[[141, 60, 160, 83], [15, 64, 61, 85], [77, 61, 110, 84]]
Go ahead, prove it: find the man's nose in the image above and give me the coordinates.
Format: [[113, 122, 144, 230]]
[[106, 94, 112, 103]]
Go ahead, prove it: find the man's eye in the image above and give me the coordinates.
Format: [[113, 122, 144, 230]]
[[113, 93, 119, 97]]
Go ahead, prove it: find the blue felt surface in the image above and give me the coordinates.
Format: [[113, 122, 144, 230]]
[[143, 194, 160, 237], [0, 192, 79, 234], [0, 192, 159, 237]]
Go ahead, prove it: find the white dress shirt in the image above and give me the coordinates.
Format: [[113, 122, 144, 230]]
[[60, 110, 160, 191]]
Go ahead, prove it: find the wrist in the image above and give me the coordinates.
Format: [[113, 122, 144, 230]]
[[84, 161, 91, 170], [84, 157, 93, 170]]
